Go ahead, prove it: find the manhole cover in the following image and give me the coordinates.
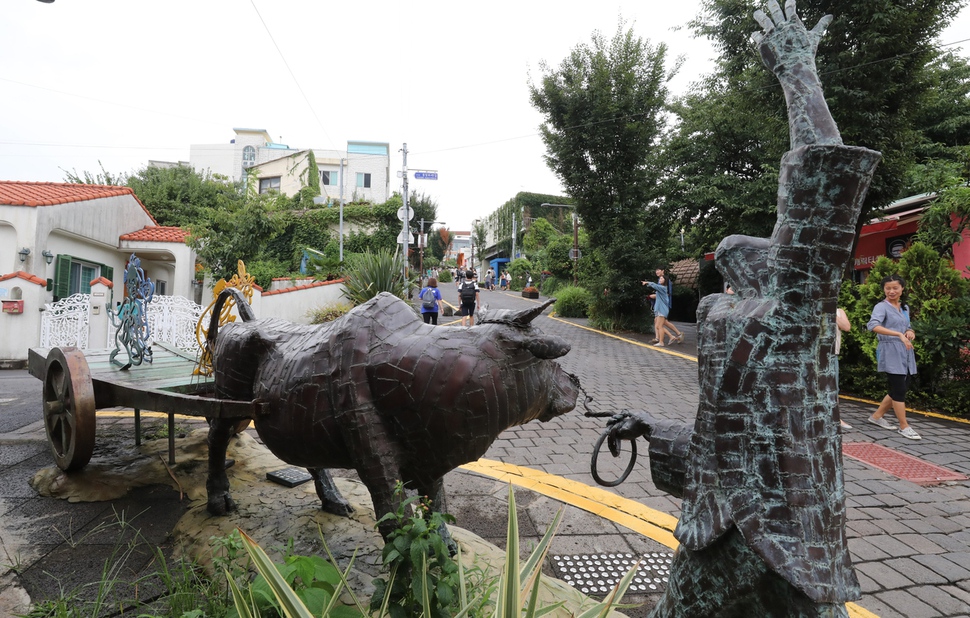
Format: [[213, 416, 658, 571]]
[[843, 442, 968, 485], [551, 552, 672, 595]]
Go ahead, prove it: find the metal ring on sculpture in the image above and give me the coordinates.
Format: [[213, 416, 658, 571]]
[[590, 426, 637, 487]]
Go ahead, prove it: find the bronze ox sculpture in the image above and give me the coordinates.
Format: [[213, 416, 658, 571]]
[[204, 290, 580, 543]]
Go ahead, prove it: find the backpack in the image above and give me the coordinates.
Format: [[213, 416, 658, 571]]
[[460, 281, 477, 302], [421, 287, 436, 310]]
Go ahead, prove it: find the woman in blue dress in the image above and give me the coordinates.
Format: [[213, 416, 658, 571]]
[[642, 272, 684, 347], [866, 274, 920, 440]]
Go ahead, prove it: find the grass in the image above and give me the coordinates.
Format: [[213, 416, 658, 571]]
[[15, 487, 638, 618]]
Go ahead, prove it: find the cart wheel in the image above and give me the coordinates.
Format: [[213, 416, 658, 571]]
[[43, 347, 96, 471]]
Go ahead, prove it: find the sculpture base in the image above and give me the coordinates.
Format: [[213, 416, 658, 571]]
[[31, 428, 622, 615]]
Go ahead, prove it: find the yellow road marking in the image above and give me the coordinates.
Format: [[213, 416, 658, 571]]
[[462, 458, 679, 548], [547, 314, 698, 361], [462, 458, 876, 616]]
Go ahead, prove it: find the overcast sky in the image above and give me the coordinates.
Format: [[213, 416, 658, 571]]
[[2, 1, 968, 232]]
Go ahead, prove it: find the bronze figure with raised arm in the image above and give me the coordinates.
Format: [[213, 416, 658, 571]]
[[608, 1, 881, 615]]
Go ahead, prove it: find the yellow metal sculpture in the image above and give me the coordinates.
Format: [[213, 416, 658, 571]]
[[194, 260, 256, 376]]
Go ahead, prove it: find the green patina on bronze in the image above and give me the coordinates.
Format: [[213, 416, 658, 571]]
[[608, 1, 881, 614]]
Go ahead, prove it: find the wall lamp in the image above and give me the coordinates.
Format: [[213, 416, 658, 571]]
[[42, 250, 55, 265], [18, 248, 30, 263]]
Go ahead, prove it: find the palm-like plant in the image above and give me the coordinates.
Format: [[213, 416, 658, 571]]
[[341, 248, 413, 305]]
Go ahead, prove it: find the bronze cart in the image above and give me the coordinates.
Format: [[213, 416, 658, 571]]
[[27, 344, 257, 471]]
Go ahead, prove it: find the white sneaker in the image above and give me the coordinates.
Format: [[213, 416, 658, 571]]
[[840, 420, 852, 430], [867, 416, 898, 430], [898, 426, 922, 440]]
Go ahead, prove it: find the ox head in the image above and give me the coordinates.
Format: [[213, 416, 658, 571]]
[[480, 299, 581, 422]]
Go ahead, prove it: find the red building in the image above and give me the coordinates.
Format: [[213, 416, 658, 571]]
[[853, 193, 970, 283]]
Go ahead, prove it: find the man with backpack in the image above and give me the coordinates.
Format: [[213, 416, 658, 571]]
[[458, 270, 480, 327]]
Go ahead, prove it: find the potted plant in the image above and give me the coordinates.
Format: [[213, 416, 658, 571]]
[[521, 286, 540, 299]]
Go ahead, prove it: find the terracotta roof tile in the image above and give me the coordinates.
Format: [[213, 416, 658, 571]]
[[89, 276, 113, 289], [0, 181, 158, 224], [119, 226, 190, 243], [670, 258, 700, 289], [261, 278, 345, 296], [0, 271, 48, 286]]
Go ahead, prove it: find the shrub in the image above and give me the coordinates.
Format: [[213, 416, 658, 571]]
[[506, 258, 533, 291], [341, 249, 413, 306], [437, 269, 453, 283], [306, 302, 354, 324], [370, 485, 462, 618], [554, 286, 593, 318], [540, 275, 562, 296]]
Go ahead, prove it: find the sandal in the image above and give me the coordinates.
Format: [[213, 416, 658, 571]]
[[676, 333, 685, 344], [650, 338, 659, 344]]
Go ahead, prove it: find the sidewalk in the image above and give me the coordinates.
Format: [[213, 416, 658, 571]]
[[2, 288, 970, 616]]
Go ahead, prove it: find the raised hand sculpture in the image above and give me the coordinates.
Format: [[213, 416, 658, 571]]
[[609, 1, 881, 615]]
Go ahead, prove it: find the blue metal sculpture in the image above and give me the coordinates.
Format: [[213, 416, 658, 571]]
[[109, 254, 155, 370]]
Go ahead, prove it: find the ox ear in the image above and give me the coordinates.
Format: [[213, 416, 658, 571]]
[[510, 298, 556, 326], [524, 334, 571, 359]]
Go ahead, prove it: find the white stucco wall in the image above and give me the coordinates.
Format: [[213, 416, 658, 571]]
[[0, 276, 46, 362], [259, 280, 347, 324]]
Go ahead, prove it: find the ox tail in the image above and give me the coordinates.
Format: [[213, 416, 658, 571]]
[[206, 287, 257, 348]]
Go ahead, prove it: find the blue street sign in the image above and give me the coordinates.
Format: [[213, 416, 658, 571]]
[[414, 172, 438, 180]]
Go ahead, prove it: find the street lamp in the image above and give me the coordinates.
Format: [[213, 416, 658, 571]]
[[417, 219, 446, 287], [540, 203, 580, 286]]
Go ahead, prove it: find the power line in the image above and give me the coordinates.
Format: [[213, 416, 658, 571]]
[[248, 0, 335, 150]]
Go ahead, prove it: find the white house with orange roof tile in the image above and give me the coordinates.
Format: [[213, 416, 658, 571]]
[[0, 181, 196, 364]]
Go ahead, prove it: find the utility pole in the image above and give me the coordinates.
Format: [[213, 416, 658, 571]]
[[338, 157, 346, 262], [417, 219, 446, 288], [511, 212, 517, 263], [400, 143, 410, 282]]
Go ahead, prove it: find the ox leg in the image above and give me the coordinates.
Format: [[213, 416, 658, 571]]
[[308, 468, 354, 517], [206, 417, 238, 515], [421, 477, 457, 556]]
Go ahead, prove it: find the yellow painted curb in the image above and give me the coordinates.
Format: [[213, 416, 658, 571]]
[[463, 458, 874, 616], [462, 458, 679, 548], [546, 314, 698, 362]]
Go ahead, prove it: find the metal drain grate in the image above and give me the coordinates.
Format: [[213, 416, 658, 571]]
[[843, 442, 968, 485], [551, 552, 673, 595]]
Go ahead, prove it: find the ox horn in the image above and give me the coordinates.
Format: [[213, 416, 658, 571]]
[[524, 334, 571, 359], [207, 287, 256, 345], [510, 298, 556, 326]]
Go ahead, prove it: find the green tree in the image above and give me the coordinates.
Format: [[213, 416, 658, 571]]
[[187, 192, 289, 281], [530, 22, 676, 330], [125, 165, 244, 227], [664, 0, 965, 253], [522, 217, 560, 254], [471, 219, 488, 266], [61, 161, 129, 187]]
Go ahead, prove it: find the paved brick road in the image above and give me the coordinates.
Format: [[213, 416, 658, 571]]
[[456, 286, 970, 618]]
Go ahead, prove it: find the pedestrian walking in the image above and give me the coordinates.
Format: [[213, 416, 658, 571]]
[[866, 274, 920, 440], [642, 272, 683, 347], [835, 307, 852, 429], [418, 277, 442, 325], [458, 270, 481, 327]]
